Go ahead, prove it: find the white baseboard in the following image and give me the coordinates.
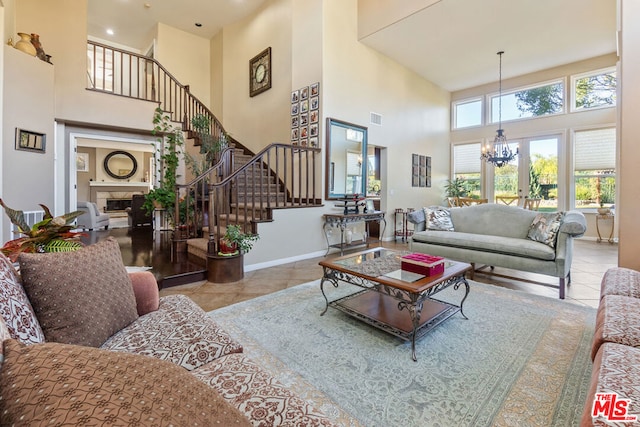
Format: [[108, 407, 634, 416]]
[[245, 249, 327, 272]]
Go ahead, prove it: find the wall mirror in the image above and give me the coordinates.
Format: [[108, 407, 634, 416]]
[[325, 118, 368, 200], [104, 150, 137, 179]]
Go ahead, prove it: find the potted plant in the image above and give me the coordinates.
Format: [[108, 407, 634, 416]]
[[142, 107, 184, 225], [598, 200, 611, 215], [444, 178, 467, 199], [218, 225, 259, 256], [0, 199, 85, 262], [186, 113, 228, 173]]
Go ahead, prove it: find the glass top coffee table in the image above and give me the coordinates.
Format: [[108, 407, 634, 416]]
[[319, 248, 471, 361]]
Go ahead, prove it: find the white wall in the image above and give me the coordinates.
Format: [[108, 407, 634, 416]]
[[2, 46, 55, 243], [618, 0, 640, 269], [155, 22, 211, 107]]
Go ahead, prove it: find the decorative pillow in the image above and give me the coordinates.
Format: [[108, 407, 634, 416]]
[[18, 237, 139, 347], [527, 212, 565, 248], [423, 206, 455, 231], [0, 339, 251, 426], [0, 253, 45, 345]]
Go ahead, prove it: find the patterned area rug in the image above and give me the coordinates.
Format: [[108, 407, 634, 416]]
[[208, 280, 596, 427]]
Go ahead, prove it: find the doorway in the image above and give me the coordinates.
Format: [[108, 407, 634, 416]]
[[491, 134, 560, 211]]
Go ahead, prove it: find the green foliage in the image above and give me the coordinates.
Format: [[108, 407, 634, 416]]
[[575, 73, 616, 109], [528, 163, 542, 198], [0, 199, 85, 262], [515, 84, 563, 116], [222, 225, 260, 254], [444, 178, 467, 198], [191, 114, 211, 133], [143, 108, 184, 222]]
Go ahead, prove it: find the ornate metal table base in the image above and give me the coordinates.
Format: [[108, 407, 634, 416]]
[[320, 266, 469, 361]]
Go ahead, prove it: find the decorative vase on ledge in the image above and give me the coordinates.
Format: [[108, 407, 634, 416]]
[[14, 33, 36, 56]]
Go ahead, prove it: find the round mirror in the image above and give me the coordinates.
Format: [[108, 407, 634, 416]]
[[104, 150, 137, 180]]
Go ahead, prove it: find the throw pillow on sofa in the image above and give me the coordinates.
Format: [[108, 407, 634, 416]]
[[18, 237, 139, 347], [0, 253, 45, 345], [0, 339, 251, 426], [423, 206, 455, 231], [527, 212, 565, 248]]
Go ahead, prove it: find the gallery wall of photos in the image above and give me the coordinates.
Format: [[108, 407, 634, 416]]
[[291, 82, 320, 147]]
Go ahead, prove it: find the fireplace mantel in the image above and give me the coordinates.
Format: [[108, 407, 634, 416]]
[[89, 182, 151, 188]]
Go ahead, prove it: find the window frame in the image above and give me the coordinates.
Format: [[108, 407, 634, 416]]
[[487, 78, 566, 125], [570, 66, 617, 113], [570, 125, 617, 211], [451, 97, 483, 130]]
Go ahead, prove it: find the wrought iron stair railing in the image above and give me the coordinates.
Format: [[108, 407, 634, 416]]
[[176, 144, 321, 255]]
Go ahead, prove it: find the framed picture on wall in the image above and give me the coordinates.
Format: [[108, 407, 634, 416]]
[[76, 152, 89, 172]]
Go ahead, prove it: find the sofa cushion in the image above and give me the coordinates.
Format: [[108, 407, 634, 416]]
[[591, 294, 640, 360], [193, 352, 336, 427], [0, 253, 45, 345], [0, 339, 250, 426], [449, 204, 538, 238], [581, 343, 640, 426], [423, 206, 454, 231], [600, 267, 640, 300], [101, 294, 243, 371], [411, 230, 557, 261], [527, 212, 565, 248], [18, 237, 138, 347]]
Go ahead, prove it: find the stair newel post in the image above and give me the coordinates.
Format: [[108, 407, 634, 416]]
[[172, 185, 188, 257], [207, 174, 216, 255]]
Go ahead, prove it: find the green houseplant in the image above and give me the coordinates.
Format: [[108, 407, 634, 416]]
[[142, 107, 184, 224], [444, 178, 468, 198], [218, 225, 260, 256], [0, 199, 85, 262], [185, 113, 228, 176]]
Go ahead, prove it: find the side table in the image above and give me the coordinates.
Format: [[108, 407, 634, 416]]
[[596, 213, 614, 243]]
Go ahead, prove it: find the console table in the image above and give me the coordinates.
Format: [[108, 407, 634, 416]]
[[323, 211, 386, 256]]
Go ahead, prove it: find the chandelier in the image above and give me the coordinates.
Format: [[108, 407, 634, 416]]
[[481, 51, 518, 167]]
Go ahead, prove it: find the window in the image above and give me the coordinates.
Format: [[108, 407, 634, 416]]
[[453, 98, 482, 129], [573, 128, 616, 210], [453, 143, 481, 198], [572, 68, 616, 111], [491, 80, 564, 123]]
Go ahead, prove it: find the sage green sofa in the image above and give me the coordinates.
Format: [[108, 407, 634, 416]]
[[407, 203, 587, 299]]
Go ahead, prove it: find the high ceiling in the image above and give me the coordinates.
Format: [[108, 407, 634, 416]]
[[87, 0, 617, 92]]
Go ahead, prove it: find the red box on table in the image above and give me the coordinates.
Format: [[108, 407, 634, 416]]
[[401, 253, 445, 276]]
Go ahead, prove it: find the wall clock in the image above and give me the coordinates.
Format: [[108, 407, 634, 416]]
[[249, 47, 272, 97]]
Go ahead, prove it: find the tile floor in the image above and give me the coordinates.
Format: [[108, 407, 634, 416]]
[[160, 239, 617, 312]]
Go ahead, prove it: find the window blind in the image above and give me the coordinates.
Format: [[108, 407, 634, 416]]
[[454, 143, 481, 174], [574, 128, 616, 171]]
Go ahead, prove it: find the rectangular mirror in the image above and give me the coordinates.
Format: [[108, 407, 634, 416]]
[[325, 118, 368, 199]]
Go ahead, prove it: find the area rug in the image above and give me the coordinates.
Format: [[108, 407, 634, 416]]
[[208, 280, 596, 427]]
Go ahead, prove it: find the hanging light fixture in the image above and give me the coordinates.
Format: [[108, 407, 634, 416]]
[[481, 51, 518, 167]]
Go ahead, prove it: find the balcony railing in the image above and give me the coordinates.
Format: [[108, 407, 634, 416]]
[[86, 40, 225, 144]]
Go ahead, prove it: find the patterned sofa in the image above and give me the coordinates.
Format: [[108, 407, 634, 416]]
[[0, 238, 335, 426], [407, 204, 587, 299], [581, 267, 640, 426]]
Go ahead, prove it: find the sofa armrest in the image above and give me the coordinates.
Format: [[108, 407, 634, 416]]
[[559, 210, 587, 237], [128, 271, 159, 316], [407, 209, 426, 232]]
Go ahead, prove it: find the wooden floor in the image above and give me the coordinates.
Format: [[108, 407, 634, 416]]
[[91, 226, 618, 312]]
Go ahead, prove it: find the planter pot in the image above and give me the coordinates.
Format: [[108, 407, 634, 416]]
[[207, 253, 243, 283], [598, 208, 611, 215], [218, 238, 239, 256]]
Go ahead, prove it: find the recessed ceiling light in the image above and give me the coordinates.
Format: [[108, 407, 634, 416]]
[[106, 28, 114, 35], [195, 23, 202, 27]]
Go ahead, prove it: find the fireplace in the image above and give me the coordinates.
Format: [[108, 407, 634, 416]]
[[106, 198, 132, 212]]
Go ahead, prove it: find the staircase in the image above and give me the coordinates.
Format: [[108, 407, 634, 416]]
[[86, 40, 323, 282]]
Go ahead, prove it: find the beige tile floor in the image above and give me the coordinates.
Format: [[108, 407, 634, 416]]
[[160, 239, 617, 312]]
